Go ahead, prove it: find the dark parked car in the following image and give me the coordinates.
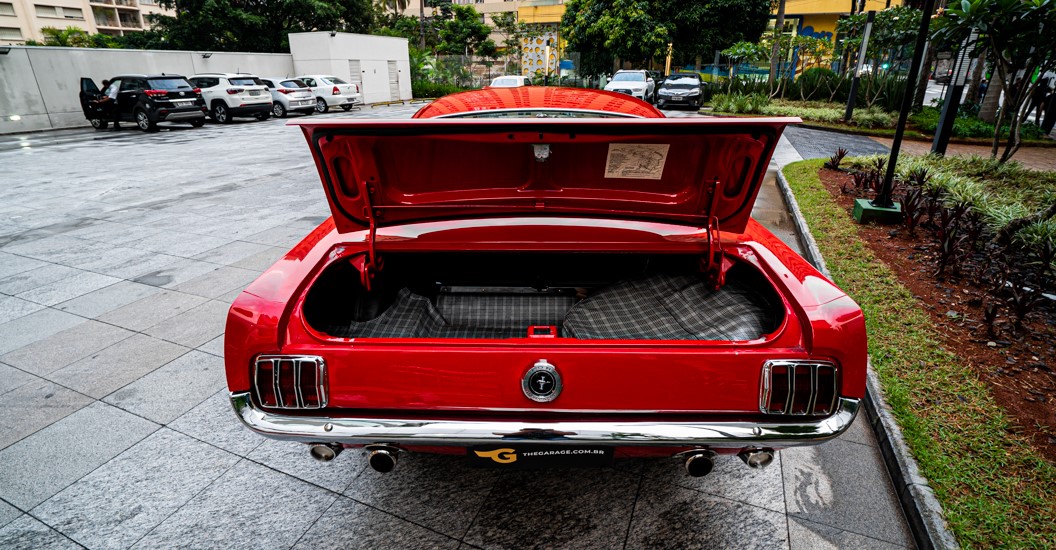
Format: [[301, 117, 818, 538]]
[[78, 74, 207, 132], [656, 72, 705, 110]]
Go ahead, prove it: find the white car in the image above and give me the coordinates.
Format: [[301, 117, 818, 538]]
[[604, 70, 655, 103], [260, 77, 315, 118], [487, 75, 532, 88], [297, 75, 362, 113], [188, 73, 272, 123]]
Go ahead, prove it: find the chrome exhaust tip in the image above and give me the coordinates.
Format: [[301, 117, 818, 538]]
[[367, 448, 398, 473], [684, 451, 716, 477], [738, 449, 775, 469], [309, 443, 342, 462]]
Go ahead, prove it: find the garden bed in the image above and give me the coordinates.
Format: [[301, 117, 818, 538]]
[[783, 158, 1056, 547]]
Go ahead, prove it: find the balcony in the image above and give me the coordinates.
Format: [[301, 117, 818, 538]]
[[115, 0, 139, 10]]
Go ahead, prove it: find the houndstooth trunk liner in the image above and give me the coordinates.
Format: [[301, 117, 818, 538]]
[[323, 273, 776, 340]]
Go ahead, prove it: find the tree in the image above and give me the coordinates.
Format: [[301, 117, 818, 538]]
[[769, 0, 786, 84], [935, 0, 1056, 162], [561, 0, 770, 76], [492, 11, 530, 73], [150, 0, 375, 53], [24, 26, 121, 48], [436, 4, 490, 55]]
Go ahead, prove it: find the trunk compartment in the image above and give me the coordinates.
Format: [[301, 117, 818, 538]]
[[302, 252, 784, 342]]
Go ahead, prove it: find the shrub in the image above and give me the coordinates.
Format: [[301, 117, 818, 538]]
[[412, 80, 469, 98]]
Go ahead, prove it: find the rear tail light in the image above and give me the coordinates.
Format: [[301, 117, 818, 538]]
[[253, 355, 327, 409], [144, 89, 168, 98], [278, 88, 292, 94], [332, 85, 340, 95], [226, 88, 244, 94], [760, 360, 838, 415], [354, 83, 359, 93], [192, 87, 201, 94]]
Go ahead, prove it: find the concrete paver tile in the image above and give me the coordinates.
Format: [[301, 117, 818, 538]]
[[132, 258, 224, 289], [196, 335, 224, 357], [0, 263, 78, 296], [789, 516, 910, 549], [0, 308, 85, 358], [32, 428, 239, 550], [75, 248, 181, 281], [464, 467, 639, 549], [47, 334, 189, 399], [0, 515, 82, 550], [168, 390, 262, 457], [0, 401, 158, 509], [95, 290, 206, 332], [838, 413, 876, 448], [191, 240, 272, 266], [627, 479, 789, 548], [229, 246, 288, 272], [141, 300, 229, 348], [0, 252, 47, 280], [104, 350, 225, 424], [294, 496, 459, 549], [130, 231, 234, 259], [0, 320, 135, 377], [168, 266, 258, 299], [53, 280, 162, 319], [641, 453, 786, 514], [0, 377, 92, 449], [15, 270, 121, 307], [132, 459, 336, 549], [61, 220, 162, 246], [248, 439, 365, 493], [0, 499, 22, 529], [0, 363, 38, 396], [0, 295, 44, 325], [783, 438, 913, 546], [344, 453, 500, 539]]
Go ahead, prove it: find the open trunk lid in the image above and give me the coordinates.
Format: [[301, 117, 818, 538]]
[[297, 117, 797, 235]]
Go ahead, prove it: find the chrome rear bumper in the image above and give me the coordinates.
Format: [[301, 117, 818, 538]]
[[229, 392, 859, 448]]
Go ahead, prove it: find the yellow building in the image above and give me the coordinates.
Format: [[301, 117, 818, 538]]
[[517, 0, 565, 77], [777, 0, 902, 43]]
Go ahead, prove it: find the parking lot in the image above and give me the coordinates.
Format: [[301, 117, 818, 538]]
[[0, 105, 912, 549]]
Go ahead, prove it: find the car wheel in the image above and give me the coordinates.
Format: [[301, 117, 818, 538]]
[[341, 105, 352, 111], [315, 98, 329, 113], [255, 111, 270, 121], [89, 118, 108, 130], [272, 102, 287, 118], [134, 109, 157, 132], [190, 118, 206, 128], [657, 101, 665, 109], [212, 103, 231, 124]]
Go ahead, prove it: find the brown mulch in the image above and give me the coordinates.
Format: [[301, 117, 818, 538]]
[[817, 167, 1056, 461]]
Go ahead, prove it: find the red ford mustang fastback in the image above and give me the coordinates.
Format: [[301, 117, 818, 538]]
[[224, 87, 866, 476]]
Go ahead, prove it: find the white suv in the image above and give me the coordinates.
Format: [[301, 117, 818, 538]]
[[260, 77, 315, 118], [297, 75, 362, 113], [603, 70, 655, 103], [188, 73, 273, 123]]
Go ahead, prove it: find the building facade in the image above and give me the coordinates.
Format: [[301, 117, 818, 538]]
[[0, 0, 173, 44], [777, 0, 903, 43]]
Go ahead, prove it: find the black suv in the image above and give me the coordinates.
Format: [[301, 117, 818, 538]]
[[79, 74, 207, 132], [655, 72, 705, 110]]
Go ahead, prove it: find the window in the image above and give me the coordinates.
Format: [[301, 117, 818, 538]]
[[0, 3, 16, 16], [140, 0, 155, 4], [0, 26, 21, 40], [34, 5, 83, 19], [147, 78, 192, 90]]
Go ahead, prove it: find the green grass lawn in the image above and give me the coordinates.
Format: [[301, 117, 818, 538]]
[[783, 158, 1056, 548]]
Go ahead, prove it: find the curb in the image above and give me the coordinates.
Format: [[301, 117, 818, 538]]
[[775, 169, 959, 550]]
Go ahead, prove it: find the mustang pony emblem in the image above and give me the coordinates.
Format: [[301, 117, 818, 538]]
[[474, 448, 518, 464]]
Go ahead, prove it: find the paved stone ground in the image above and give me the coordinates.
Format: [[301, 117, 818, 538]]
[[0, 104, 912, 549]]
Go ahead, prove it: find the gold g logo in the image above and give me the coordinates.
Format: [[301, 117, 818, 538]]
[[474, 448, 518, 464]]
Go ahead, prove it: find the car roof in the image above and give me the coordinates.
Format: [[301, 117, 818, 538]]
[[191, 72, 259, 77], [110, 74, 188, 79], [412, 87, 664, 118]]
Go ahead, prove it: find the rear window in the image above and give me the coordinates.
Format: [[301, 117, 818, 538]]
[[325, 76, 348, 84], [281, 79, 307, 88], [229, 77, 260, 86], [147, 78, 192, 90]]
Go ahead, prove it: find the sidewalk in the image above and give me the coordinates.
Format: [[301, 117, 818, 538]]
[[869, 137, 1056, 171]]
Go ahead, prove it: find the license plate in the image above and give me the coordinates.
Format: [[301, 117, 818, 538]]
[[173, 100, 192, 107], [468, 445, 614, 468], [249, 90, 261, 96]]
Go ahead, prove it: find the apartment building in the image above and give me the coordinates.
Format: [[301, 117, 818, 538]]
[[0, 0, 173, 44]]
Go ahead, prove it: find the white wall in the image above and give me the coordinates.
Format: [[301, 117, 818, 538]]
[[0, 46, 294, 133], [289, 32, 411, 105]]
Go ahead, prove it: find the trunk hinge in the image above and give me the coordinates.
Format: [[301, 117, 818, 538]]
[[351, 179, 382, 291], [702, 179, 732, 290]]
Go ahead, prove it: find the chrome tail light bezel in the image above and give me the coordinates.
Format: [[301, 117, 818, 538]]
[[253, 355, 328, 410], [759, 360, 839, 416]]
